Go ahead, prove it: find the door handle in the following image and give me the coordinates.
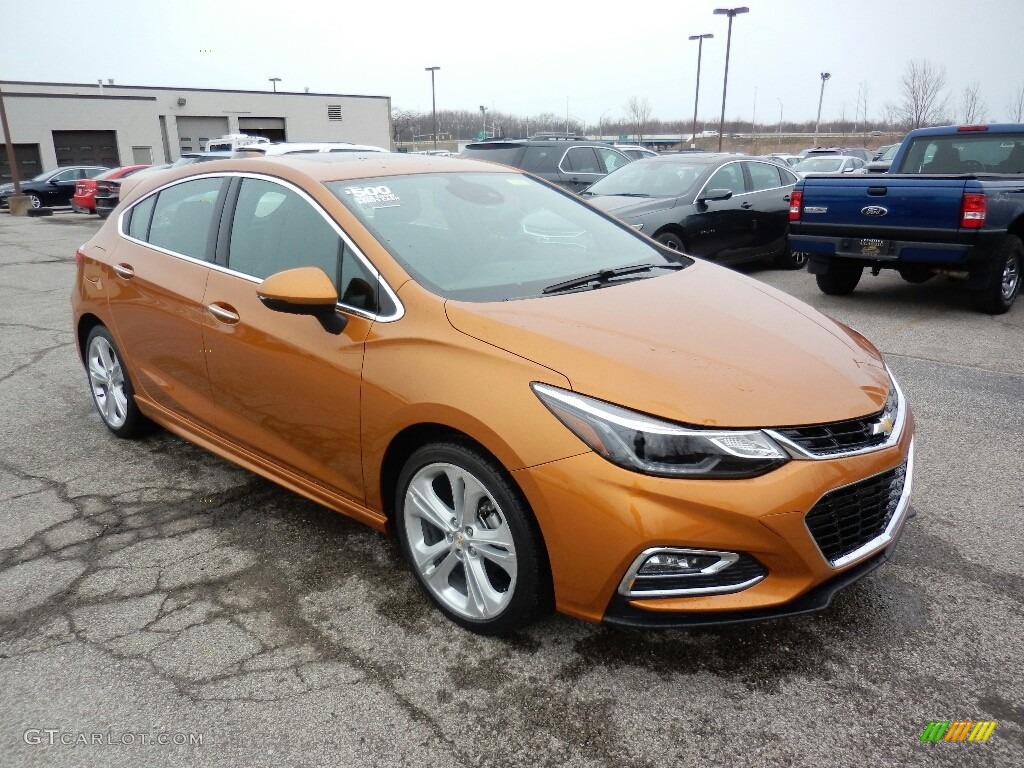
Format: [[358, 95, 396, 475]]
[[207, 303, 240, 324], [740, 202, 753, 209], [783, 195, 791, 202], [111, 263, 135, 279]]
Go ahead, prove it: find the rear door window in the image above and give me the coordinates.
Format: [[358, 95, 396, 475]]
[[596, 147, 630, 174], [745, 161, 783, 191], [561, 147, 601, 174]]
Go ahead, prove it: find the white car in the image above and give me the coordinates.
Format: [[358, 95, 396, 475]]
[[612, 144, 658, 160], [792, 155, 867, 177], [236, 142, 390, 156]]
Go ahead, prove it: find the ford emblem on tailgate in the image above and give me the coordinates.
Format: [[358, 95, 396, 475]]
[[861, 205, 888, 217]]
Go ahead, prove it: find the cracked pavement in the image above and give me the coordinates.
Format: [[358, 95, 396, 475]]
[[1, 211, 1022, 767]]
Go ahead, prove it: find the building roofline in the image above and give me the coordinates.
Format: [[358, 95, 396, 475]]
[[0, 80, 390, 102]]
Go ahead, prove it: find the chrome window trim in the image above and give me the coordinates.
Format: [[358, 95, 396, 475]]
[[764, 370, 906, 460], [116, 171, 405, 323], [617, 547, 764, 598], [805, 438, 915, 570]]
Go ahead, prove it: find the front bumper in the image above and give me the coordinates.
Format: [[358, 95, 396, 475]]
[[513, 410, 915, 626]]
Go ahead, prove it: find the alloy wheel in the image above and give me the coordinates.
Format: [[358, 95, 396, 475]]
[[87, 335, 129, 429]]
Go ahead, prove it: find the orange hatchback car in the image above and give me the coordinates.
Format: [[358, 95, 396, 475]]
[[72, 154, 915, 634]]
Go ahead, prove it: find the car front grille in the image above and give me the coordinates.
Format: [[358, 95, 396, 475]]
[[805, 461, 907, 565], [774, 387, 898, 457]]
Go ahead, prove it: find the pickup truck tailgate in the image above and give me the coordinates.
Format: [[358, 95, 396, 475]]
[[797, 176, 968, 233]]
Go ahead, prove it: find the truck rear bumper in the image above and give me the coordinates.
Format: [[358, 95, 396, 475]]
[[788, 234, 973, 264]]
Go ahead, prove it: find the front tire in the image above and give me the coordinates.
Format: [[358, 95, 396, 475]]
[[395, 441, 549, 635], [972, 235, 1021, 315], [27, 193, 42, 209], [85, 326, 149, 438], [655, 231, 686, 251], [815, 262, 864, 295]]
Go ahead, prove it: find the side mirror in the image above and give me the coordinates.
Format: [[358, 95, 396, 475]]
[[257, 267, 347, 333], [697, 188, 733, 203]]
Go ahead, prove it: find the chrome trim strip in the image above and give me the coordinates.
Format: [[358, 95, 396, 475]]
[[764, 369, 906, 461], [807, 438, 915, 570], [116, 170, 405, 323], [617, 547, 764, 598]]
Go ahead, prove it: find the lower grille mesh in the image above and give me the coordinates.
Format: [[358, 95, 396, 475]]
[[805, 461, 907, 564]]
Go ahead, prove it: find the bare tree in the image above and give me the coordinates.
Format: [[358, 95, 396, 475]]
[[624, 96, 653, 142], [391, 109, 416, 144], [885, 60, 950, 129], [1008, 82, 1024, 122], [959, 82, 987, 124]]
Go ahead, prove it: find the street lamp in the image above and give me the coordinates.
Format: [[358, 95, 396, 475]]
[[688, 33, 713, 146], [598, 109, 610, 141], [425, 66, 440, 150], [479, 105, 488, 138], [776, 98, 783, 149], [713, 6, 748, 152], [268, 77, 281, 93], [814, 71, 831, 146]]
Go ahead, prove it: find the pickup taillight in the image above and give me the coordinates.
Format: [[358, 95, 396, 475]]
[[789, 189, 803, 221], [960, 192, 986, 229]]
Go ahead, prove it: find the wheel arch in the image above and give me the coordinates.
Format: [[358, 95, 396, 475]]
[[651, 224, 689, 250], [76, 313, 105, 364]]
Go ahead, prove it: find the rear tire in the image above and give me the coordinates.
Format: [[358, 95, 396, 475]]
[[815, 262, 864, 295], [973, 235, 1021, 315], [84, 326, 150, 438], [774, 245, 808, 270]]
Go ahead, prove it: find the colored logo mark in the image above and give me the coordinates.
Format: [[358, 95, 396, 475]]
[[920, 720, 997, 742]]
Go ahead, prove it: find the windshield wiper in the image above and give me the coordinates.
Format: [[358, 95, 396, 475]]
[[581, 191, 651, 198], [542, 262, 683, 295]]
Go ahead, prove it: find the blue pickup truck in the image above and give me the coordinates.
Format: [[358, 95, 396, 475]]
[[788, 124, 1024, 313]]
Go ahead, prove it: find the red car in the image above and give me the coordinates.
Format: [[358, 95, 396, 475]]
[[73, 165, 149, 213]]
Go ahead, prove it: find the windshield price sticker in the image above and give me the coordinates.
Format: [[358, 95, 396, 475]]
[[343, 185, 400, 208]]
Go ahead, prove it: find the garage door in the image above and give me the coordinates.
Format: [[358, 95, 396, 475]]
[[175, 116, 230, 154], [238, 117, 286, 143], [0, 143, 43, 184], [52, 130, 120, 168]]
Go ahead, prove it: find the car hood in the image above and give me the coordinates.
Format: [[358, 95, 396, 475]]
[[444, 262, 889, 428], [585, 195, 679, 217]]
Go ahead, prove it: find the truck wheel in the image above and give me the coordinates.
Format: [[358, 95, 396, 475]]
[[774, 246, 808, 270], [973, 235, 1021, 314], [815, 262, 863, 296]]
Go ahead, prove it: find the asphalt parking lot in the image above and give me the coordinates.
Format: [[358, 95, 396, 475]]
[[1, 210, 1022, 768]]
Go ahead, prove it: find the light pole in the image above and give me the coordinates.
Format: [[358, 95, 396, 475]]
[[479, 105, 488, 138], [814, 71, 831, 146], [425, 66, 440, 150], [269, 77, 281, 93], [713, 6, 748, 152], [776, 98, 783, 149], [566, 97, 570, 135], [598, 109, 610, 141], [688, 33, 713, 146]]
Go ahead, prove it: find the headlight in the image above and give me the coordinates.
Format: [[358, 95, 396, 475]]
[[531, 383, 789, 479]]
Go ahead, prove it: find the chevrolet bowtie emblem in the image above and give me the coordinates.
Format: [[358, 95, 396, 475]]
[[872, 415, 895, 437]]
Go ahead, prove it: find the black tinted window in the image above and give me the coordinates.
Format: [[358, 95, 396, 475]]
[[746, 161, 783, 191], [147, 177, 225, 260], [521, 146, 556, 171], [705, 163, 745, 195]]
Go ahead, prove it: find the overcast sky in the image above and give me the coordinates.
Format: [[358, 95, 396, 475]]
[[3, 0, 1022, 128]]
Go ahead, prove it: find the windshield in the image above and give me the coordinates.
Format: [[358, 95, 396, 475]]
[[329, 172, 689, 302], [795, 157, 844, 172], [879, 145, 898, 161], [585, 160, 707, 198]]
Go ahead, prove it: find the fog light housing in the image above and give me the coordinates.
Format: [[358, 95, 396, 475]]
[[619, 547, 767, 598]]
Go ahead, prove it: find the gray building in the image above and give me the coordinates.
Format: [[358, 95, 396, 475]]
[[0, 80, 393, 182]]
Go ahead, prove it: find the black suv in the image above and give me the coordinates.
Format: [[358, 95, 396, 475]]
[[460, 135, 632, 192]]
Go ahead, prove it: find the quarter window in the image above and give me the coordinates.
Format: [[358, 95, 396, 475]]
[[228, 178, 378, 312], [147, 177, 225, 261], [127, 194, 156, 241], [562, 147, 601, 174]]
